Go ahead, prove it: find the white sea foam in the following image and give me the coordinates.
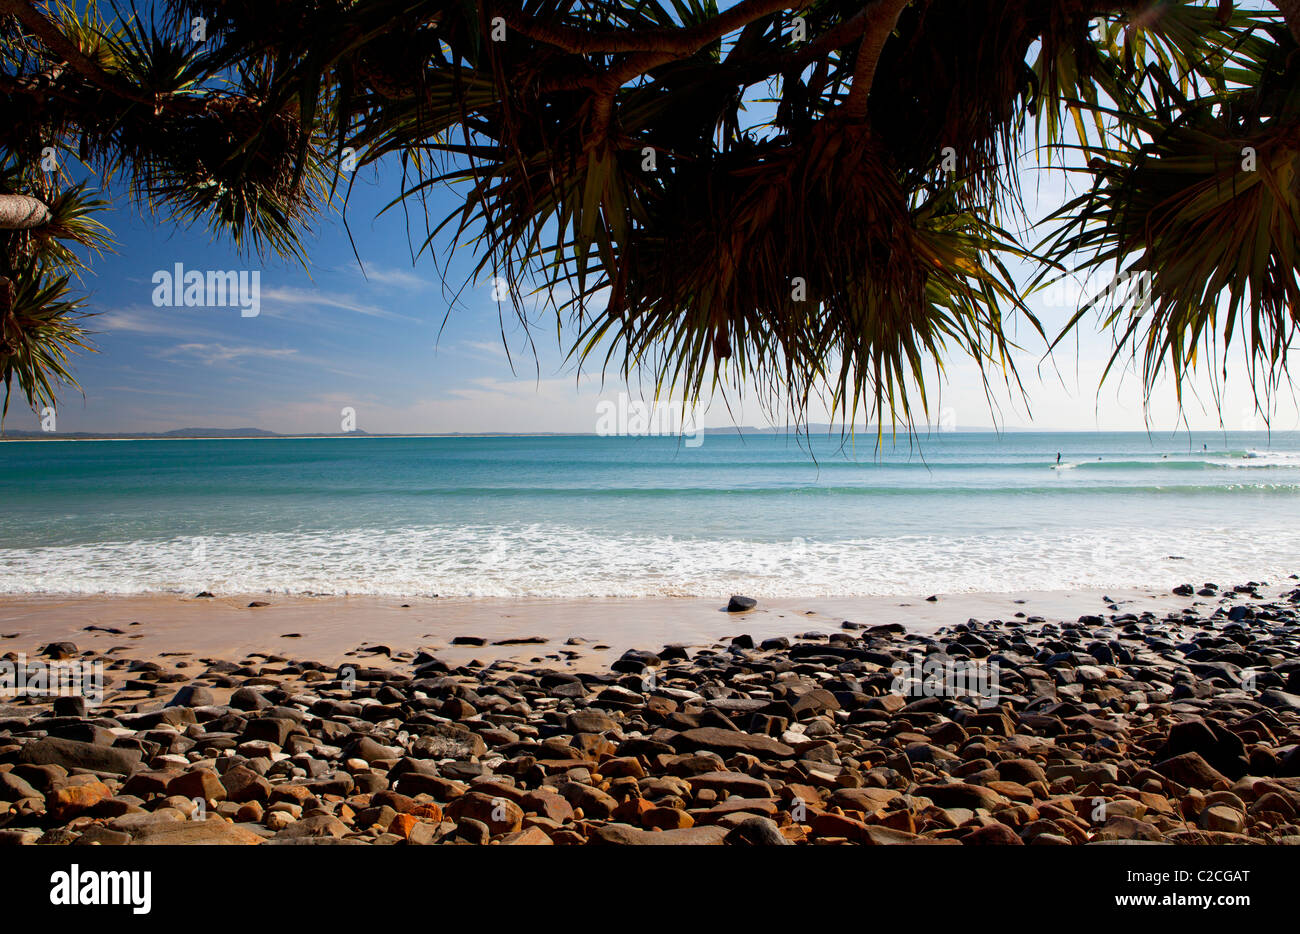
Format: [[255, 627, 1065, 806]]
[[1, 524, 1296, 598], [1234, 449, 1300, 467]]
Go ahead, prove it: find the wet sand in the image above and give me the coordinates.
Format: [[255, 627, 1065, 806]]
[[0, 585, 1214, 673]]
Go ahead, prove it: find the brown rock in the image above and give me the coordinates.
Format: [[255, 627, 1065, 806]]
[[131, 819, 264, 845], [168, 769, 227, 803], [963, 822, 1024, 844], [220, 765, 271, 803], [520, 790, 573, 823], [272, 814, 349, 839], [49, 781, 112, 821], [702, 797, 779, 819], [673, 727, 794, 759], [688, 771, 774, 798], [811, 811, 918, 844], [445, 791, 524, 834], [830, 787, 904, 813], [643, 806, 694, 830], [388, 813, 426, 840], [561, 783, 618, 819], [917, 782, 1006, 811], [996, 758, 1047, 786], [986, 780, 1035, 803], [1153, 752, 1230, 790], [121, 770, 182, 798], [1199, 804, 1246, 834], [589, 823, 729, 845], [1100, 815, 1165, 841]]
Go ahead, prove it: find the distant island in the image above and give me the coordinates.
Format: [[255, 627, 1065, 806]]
[[1, 427, 338, 440]]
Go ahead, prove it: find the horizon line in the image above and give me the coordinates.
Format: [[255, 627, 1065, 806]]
[[3, 425, 1298, 442]]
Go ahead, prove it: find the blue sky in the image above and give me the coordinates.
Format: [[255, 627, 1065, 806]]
[[6, 22, 1299, 436]]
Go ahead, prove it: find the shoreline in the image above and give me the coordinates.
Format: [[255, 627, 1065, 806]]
[[0, 585, 1219, 673], [3, 576, 1299, 846]]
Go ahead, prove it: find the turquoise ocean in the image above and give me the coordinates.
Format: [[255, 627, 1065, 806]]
[[1, 431, 1298, 598]]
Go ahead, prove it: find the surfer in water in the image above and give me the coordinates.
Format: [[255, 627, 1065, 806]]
[[1056, 453, 1061, 465]]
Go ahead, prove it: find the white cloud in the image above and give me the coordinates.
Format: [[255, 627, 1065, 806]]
[[259, 286, 421, 322], [358, 265, 430, 290], [458, 340, 515, 363], [92, 308, 225, 340], [159, 343, 300, 365]]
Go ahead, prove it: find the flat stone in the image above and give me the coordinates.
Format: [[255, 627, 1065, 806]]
[[499, 826, 553, 845], [168, 685, 216, 707], [19, 738, 142, 776], [688, 771, 774, 797], [1153, 752, 1230, 789], [673, 727, 794, 759], [811, 812, 919, 844], [0, 828, 42, 845], [0, 771, 41, 802], [567, 710, 618, 734], [109, 809, 187, 833], [1046, 762, 1120, 786], [121, 769, 183, 798], [963, 822, 1025, 845], [130, 819, 265, 845], [590, 823, 730, 845], [916, 782, 1006, 811], [728, 816, 791, 845], [272, 814, 350, 839], [72, 825, 131, 846]]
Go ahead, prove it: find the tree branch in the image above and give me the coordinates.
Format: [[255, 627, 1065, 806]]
[[535, 3, 894, 101], [0, 194, 51, 229], [0, 0, 155, 105], [765, 5, 877, 71], [841, 0, 911, 122], [501, 0, 800, 55], [0, 0, 220, 120], [1272, 0, 1300, 42]]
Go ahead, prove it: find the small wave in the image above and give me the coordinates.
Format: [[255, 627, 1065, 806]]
[[2, 524, 1298, 599], [1048, 455, 1300, 471], [1238, 449, 1300, 467]]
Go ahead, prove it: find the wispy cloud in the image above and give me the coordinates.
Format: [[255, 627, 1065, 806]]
[[357, 265, 430, 290], [458, 339, 515, 363], [259, 286, 421, 322], [159, 343, 300, 365], [92, 308, 226, 340], [102, 384, 209, 398]]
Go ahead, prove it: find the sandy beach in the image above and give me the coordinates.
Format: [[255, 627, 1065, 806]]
[[3, 574, 1300, 847], [0, 585, 1206, 675]]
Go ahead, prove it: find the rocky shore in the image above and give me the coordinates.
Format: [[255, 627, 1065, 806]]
[[3, 579, 1300, 845]]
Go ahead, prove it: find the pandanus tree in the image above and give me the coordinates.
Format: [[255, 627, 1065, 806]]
[[1, 0, 1298, 426]]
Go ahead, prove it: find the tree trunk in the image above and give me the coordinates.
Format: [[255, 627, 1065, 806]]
[[1273, 0, 1300, 42], [0, 194, 51, 229], [842, 0, 912, 121]]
